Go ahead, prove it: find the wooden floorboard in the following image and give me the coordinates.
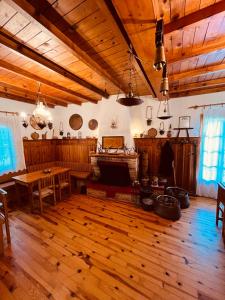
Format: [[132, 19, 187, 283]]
[[0, 195, 224, 300]]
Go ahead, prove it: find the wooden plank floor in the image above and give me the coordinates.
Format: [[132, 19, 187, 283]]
[[0, 195, 225, 300]]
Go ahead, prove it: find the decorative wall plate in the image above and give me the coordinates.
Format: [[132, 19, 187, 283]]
[[147, 128, 157, 138], [69, 114, 83, 130], [30, 115, 42, 130], [88, 119, 98, 130], [31, 132, 39, 140]]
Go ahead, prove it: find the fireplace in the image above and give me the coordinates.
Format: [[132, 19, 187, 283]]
[[90, 153, 139, 186], [98, 160, 130, 186]]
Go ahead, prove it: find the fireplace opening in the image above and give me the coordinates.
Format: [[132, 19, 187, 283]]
[[98, 160, 131, 186]]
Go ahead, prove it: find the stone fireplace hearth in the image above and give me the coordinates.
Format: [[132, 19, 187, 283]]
[[90, 153, 139, 184]]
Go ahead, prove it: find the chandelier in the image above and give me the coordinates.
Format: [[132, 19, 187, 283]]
[[33, 83, 52, 129], [117, 50, 143, 106]]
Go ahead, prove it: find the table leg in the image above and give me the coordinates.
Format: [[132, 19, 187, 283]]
[[28, 184, 33, 212], [0, 223, 4, 256], [15, 182, 21, 208]]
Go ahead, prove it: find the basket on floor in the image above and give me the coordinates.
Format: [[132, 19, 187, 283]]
[[154, 195, 181, 220]]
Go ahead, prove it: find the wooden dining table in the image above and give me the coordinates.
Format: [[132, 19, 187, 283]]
[[12, 167, 70, 207]]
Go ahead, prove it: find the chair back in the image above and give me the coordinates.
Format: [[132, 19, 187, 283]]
[[58, 171, 70, 183], [39, 175, 55, 190], [0, 188, 7, 210]]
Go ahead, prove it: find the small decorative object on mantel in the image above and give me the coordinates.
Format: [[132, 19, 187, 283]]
[[59, 121, 64, 136], [42, 132, 47, 140], [31, 132, 39, 140], [159, 122, 165, 135], [48, 119, 53, 130], [147, 128, 157, 138], [67, 132, 71, 139], [78, 131, 82, 139], [167, 124, 172, 138], [146, 106, 153, 126]]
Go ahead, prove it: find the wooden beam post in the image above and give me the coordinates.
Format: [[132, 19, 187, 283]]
[[0, 31, 108, 100]]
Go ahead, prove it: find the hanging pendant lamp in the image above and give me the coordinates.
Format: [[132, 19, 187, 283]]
[[32, 82, 52, 129], [157, 98, 172, 120], [117, 50, 143, 106]]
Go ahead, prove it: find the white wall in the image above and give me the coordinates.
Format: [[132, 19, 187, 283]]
[[53, 95, 133, 147], [130, 92, 225, 138], [1, 91, 225, 144]]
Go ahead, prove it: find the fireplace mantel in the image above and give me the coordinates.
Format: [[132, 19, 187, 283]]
[[90, 152, 139, 182]]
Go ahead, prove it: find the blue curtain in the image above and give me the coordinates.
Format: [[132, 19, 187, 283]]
[[0, 125, 16, 175], [198, 114, 225, 198]]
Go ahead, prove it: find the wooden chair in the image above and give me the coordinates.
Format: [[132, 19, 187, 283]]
[[216, 183, 225, 244], [56, 171, 71, 201], [0, 188, 11, 244], [32, 176, 56, 214]]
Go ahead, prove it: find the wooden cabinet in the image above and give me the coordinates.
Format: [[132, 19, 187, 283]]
[[134, 138, 199, 195]]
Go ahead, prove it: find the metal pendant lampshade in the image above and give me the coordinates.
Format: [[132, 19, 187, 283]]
[[117, 51, 143, 106], [157, 98, 172, 120]]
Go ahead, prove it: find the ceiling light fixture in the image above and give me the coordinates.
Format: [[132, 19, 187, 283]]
[[117, 49, 143, 106], [33, 82, 52, 129]]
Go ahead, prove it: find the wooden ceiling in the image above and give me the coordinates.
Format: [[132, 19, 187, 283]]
[[0, 0, 225, 107]]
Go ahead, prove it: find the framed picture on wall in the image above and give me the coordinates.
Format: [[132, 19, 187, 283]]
[[102, 136, 124, 149], [178, 116, 191, 128]]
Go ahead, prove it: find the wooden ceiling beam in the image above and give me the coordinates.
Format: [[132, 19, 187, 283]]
[[0, 31, 106, 101], [168, 35, 225, 64], [0, 81, 67, 107], [170, 62, 225, 81], [9, 0, 126, 93], [170, 78, 225, 94], [96, 0, 156, 97], [0, 90, 54, 108], [0, 60, 96, 105], [164, 1, 225, 34], [171, 85, 225, 98]]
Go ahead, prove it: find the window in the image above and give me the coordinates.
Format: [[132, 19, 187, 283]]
[[0, 125, 16, 174], [199, 118, 225, 184]]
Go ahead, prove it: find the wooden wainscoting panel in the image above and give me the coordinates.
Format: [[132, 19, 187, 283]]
[[134, 138, 199, 194], [23, 139, 56, 167], [23, 138, 97, 169]]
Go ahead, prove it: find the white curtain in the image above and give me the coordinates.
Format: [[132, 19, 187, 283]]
[[197, 107, 225, 198], [0, 113, 25, 175]]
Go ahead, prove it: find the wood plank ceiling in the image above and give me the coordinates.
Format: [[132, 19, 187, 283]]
[[0, 0, 225, 107]]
